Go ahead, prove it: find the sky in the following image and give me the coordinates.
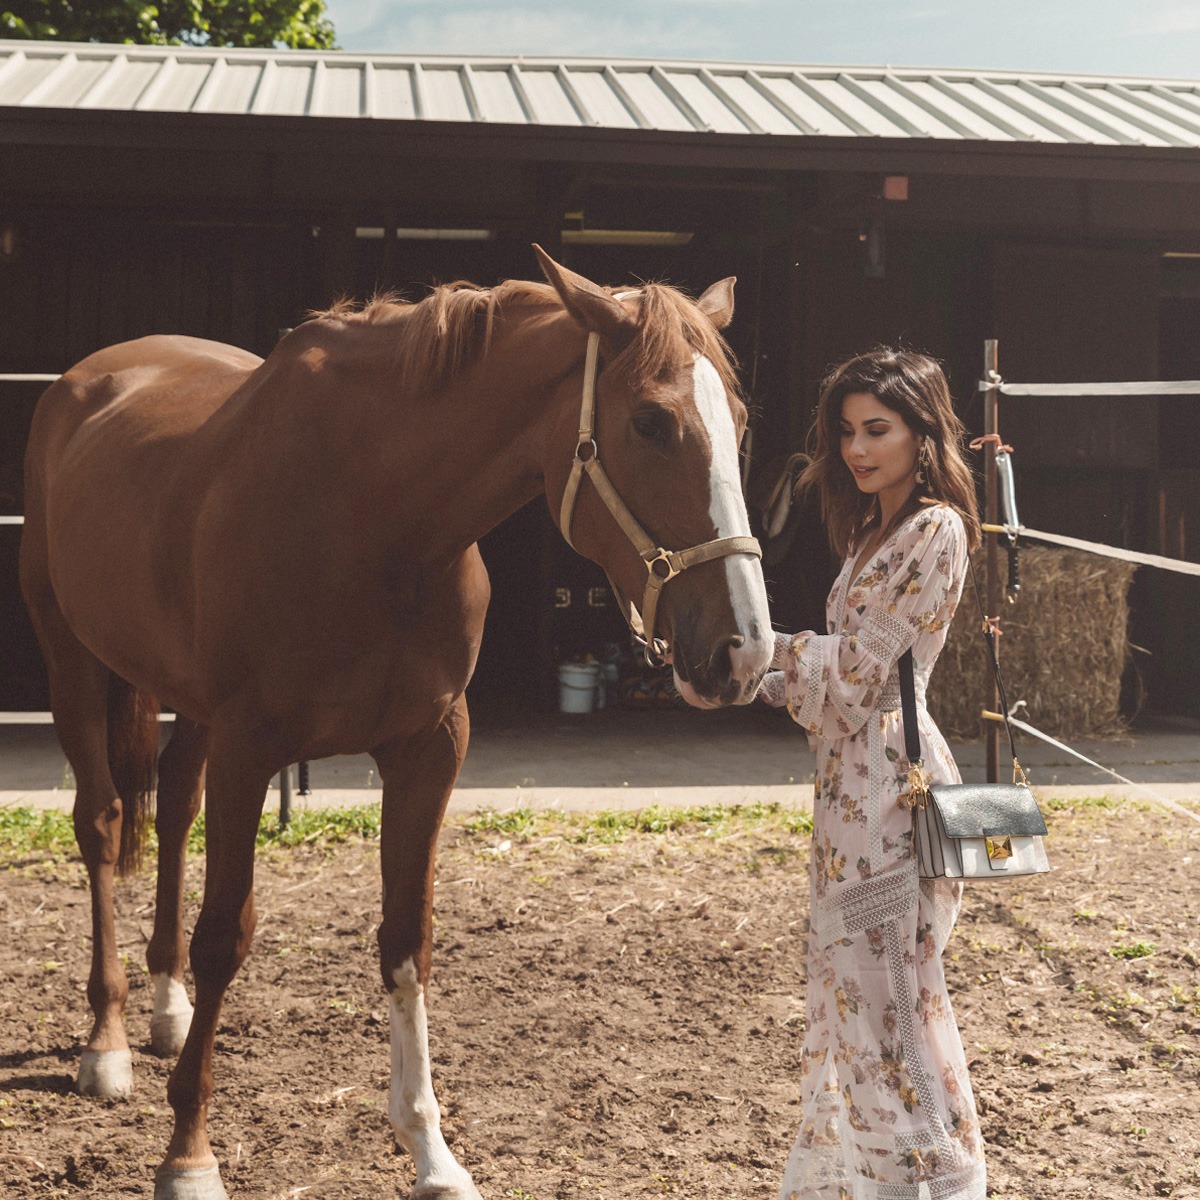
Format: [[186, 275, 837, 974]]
[[321, 1, 1200, 80]]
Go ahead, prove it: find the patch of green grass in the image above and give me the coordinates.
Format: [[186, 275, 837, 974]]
[[251, 805, 382, 849], [3, 798, 813, 865], [463, 807, 543, 839], [0, 802, 385, 866], [0, 806, 76, 859], [1110, 940, 1156, 961], [464, 802, 812, 846]]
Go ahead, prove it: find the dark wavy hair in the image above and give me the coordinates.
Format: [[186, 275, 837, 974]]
[[798, 347, 981, 556]]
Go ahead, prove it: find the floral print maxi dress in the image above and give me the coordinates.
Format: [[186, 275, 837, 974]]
[[767, 504, 986, 1200]]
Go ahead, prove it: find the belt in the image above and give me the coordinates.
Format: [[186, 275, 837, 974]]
[[878, 670, 925, 713]]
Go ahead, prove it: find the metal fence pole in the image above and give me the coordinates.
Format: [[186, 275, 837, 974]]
[[982, 339, 1001, 784], [279, 766, 292, 827]]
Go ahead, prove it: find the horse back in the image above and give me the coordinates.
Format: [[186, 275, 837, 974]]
[[27, 336, 261, 469]]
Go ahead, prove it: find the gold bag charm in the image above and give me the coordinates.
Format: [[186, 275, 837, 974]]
[[903, 761, 932, 810]]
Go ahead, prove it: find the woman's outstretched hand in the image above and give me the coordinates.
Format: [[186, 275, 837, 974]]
[[757, 671, 787, 707]]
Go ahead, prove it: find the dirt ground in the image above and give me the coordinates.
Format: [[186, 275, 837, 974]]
[[2, 798, 1199, 1200]]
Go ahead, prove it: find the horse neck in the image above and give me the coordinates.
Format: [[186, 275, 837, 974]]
[[284, 310, 582, 559]]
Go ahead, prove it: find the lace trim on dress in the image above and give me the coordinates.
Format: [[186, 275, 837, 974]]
[[878, 670, 926, 712], [812, 864, 919, 945], [772, 631, 793, 670], [867, 717, 885, 875], [859, 607, 913, 663], [869, 1163, 988, 1200], [885, 921, 956, 1165], [793, 648, 826, 731]]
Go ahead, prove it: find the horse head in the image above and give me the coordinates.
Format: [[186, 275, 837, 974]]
[[534, 247, 773, 707]]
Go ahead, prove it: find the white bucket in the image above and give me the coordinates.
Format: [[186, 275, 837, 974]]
[[558, 661, 600, 714]]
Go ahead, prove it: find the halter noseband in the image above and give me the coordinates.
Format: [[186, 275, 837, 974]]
[[558, 329, 762, 667]]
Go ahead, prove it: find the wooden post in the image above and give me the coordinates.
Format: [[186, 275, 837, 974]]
[[983, 339, 1001, 784]]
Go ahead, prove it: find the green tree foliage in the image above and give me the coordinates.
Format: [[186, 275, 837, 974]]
[[1, 0, 336, 49]]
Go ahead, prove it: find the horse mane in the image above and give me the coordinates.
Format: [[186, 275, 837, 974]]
[[309, 277, 742, 400]]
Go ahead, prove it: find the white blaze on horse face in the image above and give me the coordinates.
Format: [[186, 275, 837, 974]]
[[388, 959, 480, 1197], [688, 355, 773, 692]]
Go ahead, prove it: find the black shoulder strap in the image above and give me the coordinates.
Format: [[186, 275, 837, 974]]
[[899, 648, 922, 763]]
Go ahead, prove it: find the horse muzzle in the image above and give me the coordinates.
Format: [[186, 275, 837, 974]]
[[672, 623, 772, 708]]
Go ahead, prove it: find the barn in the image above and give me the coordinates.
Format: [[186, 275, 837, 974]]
[[1, 41, 1197, 717]]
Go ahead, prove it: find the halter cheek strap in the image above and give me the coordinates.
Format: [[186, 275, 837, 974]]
[[559, 330, 762, 666]]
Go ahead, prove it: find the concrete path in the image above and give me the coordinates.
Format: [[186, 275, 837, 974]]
[[2, 705, 1197, 814]]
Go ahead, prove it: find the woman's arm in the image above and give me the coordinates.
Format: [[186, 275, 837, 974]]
[[767, 509, 966, 738]]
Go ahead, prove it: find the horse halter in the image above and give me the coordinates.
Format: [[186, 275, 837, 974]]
[[558, 329, 763, 667]]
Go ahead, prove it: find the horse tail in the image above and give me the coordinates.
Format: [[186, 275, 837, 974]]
[[107, 674, 160, 877]]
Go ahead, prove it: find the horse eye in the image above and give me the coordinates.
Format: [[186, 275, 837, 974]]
[[632, 409, 669, 442]]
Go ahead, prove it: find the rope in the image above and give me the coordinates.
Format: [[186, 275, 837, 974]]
[[982, 707, 1200, 827], [968, 433, 1013, 453], [981, 379, 1200, 397], [981, 523, 1200, 577]]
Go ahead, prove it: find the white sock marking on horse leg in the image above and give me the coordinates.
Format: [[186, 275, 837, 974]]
[[389, 959, 478, 1197], [78, 1048, 133, 1098], [150, 973, 193, 1057], [690, 356, 773, 686]]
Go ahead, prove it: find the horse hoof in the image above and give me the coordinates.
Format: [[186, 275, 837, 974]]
[[151, 975, 194, 1056], [77, 1048, 133, 1098], [154, 1165, 230, 1200], [411, 1180, 484, 1200]]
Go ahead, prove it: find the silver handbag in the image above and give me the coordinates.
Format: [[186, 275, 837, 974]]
[[899, 563, 1050, 881], [910, 778, 1050, 879]]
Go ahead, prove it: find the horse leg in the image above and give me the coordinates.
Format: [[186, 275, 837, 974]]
[[155, 728, 271, 1200], [51, 653, 136, 1097], [374, 697, 482, 1200], [147, 717, 209, 1057], [21, 512, 137, 1096]]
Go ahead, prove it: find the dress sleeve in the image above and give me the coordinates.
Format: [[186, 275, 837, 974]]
[[776, 508, 967, 739]]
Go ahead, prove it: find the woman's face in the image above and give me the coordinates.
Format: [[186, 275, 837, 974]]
[[839, 391, 921, 511]]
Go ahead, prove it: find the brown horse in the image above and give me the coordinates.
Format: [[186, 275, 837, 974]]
[[19, 248, 773, 1199]]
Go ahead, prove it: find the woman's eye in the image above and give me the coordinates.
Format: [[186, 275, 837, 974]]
[[633, 410, 670, 442], [869, 429, 887, 437]]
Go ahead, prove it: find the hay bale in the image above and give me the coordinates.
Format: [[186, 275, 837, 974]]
[[927, 545, 1136, 741]]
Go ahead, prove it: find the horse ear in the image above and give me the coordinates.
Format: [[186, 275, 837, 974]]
[[533, 244, 637, 343], [697, 277, 736, 329]]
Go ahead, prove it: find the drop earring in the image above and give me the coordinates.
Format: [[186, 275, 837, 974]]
[[915, 441, 929, 486]]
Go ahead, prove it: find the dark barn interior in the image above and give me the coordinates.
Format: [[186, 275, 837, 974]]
[[2, 46, 1199, 719]]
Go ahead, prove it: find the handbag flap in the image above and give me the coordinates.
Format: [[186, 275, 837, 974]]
[[927, 783, 1049, 839]]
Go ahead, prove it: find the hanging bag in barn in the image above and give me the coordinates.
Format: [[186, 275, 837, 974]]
[[900, 562, 1050, 881]]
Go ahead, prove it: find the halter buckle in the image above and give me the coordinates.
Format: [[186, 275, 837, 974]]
[[646, 548, 681, 583], [575, 438, 598, 463]]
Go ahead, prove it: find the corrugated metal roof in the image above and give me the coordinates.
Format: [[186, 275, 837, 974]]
[[5, 40, 1200, 149]]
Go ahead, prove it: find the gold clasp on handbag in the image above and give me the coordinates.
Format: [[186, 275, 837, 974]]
[[986, 836, 1014, 862]]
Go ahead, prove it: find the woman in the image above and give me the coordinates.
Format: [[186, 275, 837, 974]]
[[758, 348, 985, 1200]]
